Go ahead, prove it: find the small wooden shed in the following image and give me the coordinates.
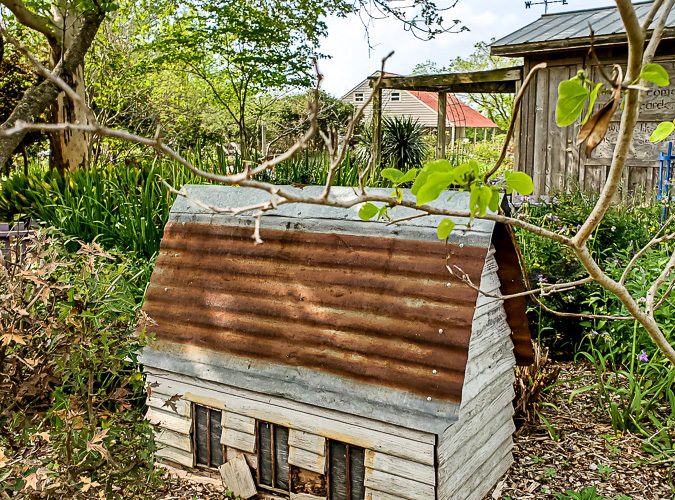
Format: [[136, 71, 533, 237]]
[[491, 1, 675, 197], [140, 185, 533, 500]]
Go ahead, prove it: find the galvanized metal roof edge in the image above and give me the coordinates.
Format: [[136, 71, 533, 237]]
[[140, 344, 460, 436]]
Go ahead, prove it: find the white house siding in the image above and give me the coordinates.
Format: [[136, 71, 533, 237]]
[[344, 80, 445, 128]]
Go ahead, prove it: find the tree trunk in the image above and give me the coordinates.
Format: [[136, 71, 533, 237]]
[[49, 6, 90, 173], [0, 10, 103, 170]]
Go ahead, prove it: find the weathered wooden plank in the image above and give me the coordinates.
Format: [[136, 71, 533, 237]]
[[374, 67, 522, 93], [532, 67, 550, 196], [226, 448, 258, 470], [460, 440, 513, 500], [439, 400, 514, 462], [155, 427, 192, 452], [288, 429, 325, 456], [146, 394, 191, 418], [438, 419, 515, 495], [364, 468, 435, 500], [290, 494, 326, 500], [156, 444, 194, 468], [144, 371, 436, 465], [458, 364, 514, 415], [146, 407, 191, 435], [288, 446, 326, 474], [223, 411, 256, 435], [460, 356, 515, 410], [366, 488, 406, 500], [364, 450, 435, 486], [465, 337, 514, 382], [220, 455, 257, 499], [221, 428, 256, 454]]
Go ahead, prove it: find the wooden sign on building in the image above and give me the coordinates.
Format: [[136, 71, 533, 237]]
[[492, 1, 675, 197]]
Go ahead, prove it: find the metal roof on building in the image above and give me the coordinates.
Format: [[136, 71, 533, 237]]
[[492, 1, 675, 56], [140, 185, 532, 434]]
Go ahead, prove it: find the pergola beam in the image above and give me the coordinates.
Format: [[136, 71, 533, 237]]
[[436, 92, 447, 160], [369, 67, 523, 93]]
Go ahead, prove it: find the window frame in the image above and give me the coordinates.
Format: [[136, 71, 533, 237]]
[[390, 91, 401, 102], [354, 92, 364, 102], [191, 403, 225, 469], [256, 420, 291, 496], [327, 440, 366, 500]]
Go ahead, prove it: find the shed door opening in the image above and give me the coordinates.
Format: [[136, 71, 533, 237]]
[[328, 440, 365, 500], [258, 421, 290, 493], [193, 404, 224, 467]]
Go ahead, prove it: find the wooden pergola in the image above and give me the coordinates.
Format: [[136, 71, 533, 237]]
[[368, 66, 523, 165]]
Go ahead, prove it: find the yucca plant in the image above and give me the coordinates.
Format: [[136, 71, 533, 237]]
[[356, 116, 430, 172], [381, 116, 429, 170]]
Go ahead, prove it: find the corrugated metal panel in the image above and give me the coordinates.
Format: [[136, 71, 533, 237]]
[[493, 1, 675, 52], [141, 186, 530, 434]]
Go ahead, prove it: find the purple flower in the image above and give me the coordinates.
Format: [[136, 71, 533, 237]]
[[576, 224, 582, 231], [638, 350, 649, 363], [553, 216, 560, 222]]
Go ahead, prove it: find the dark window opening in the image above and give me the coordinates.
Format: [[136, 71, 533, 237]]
[[390, 91, 401, 102], [328, 440, 365, 500], [257, 421, 290, 494], [354, 92, 364, 102], [193, 404, 224, 468]]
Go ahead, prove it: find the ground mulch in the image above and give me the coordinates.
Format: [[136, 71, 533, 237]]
[[488, 362, 674, 500]]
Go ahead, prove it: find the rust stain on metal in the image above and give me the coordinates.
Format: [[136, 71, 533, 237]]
[[144, 223, 488, 402], [493, 223, 535, 365]]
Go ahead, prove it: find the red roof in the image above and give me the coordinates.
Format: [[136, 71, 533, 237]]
[[409, 91, 498, 128]]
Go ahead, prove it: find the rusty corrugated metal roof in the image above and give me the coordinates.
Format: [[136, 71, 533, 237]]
[[140, 186, 531, 434]]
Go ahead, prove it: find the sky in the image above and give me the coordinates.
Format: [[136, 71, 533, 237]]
[[318, 0, 616, 97]]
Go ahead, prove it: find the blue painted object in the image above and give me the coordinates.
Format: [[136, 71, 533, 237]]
[[657, 142, 675, 222]]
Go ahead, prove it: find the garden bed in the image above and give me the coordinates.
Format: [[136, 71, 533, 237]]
[[489, 362, 673, 500]]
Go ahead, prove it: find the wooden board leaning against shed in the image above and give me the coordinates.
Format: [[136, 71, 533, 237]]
[[140, 185, 534, 499]]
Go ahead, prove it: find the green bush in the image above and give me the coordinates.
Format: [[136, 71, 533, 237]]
[[0, 231, 159, 497]]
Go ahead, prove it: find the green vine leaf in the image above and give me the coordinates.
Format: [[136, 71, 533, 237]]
[[358, 202, 379, 220], [396, 168, 419, 185], [504, 171, 534, 195], [649, 121, 675, 142], [639, 63, 670, 87], [381, 168, 403, 183], [437, 218, 456, 240], [556, 77, 591, 127]]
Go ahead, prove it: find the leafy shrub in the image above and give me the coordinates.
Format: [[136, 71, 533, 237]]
[[515, 189, 675, 458], [0, 231, 158, 496]]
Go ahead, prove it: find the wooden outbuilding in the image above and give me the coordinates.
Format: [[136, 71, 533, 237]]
[[492, 1, 675, 197], [140, 185, 533, 500]]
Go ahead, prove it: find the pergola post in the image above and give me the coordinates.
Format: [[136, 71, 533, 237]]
[[436, 91, 447, 160], [371, 87, 383, 169]]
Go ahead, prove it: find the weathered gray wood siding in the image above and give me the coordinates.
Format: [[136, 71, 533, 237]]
[[144, 366, 438, 499], [517, 47, 675, 197], [437, 248, 517, 500]]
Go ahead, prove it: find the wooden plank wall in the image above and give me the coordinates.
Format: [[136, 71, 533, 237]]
[[144, 367, 438, 499], [437, 249, 517, 500], [517, 52, 674, 198]]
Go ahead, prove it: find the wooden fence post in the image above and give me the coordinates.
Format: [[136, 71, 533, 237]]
[[371, 87, 383, 169], [436, 92, 447, 159]]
